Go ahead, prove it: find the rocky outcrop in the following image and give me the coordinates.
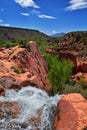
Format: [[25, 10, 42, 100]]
[[46, 48, 77, 69], [0, 41, 50, 93], [54, 93, 87, 130], [72, 62, 87, 82], [46, 41, 87, 82], [59, 52, 77, 68]]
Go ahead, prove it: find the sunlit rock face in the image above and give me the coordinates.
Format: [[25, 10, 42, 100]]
[[0, 86, 62, 130], [54, 93, 87, 130]]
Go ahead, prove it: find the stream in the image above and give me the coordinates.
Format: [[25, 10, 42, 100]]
[[0, 86, 62, 130]]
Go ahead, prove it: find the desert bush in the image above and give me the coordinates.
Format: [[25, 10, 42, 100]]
[[12, 66, 26, 74], [13, 67, 21, 74], [44, 54, 74, 94]]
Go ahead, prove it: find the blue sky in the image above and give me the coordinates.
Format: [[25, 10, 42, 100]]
[[0, 0, 87, 35]]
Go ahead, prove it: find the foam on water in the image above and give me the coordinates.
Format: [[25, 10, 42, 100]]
[[0, 86, 62, 130]]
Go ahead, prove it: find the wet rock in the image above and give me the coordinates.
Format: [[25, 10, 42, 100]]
[[0, 102, 20, 119], [0, 85, 5, 96]]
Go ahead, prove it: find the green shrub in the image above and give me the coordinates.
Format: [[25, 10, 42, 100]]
[[0, 40, 18, 48], [12, 66, 26, 74], [44, 54, 74, 94], [13, 67, 21, 74]]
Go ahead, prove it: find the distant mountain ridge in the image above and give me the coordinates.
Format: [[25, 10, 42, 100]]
[[51, 32, 65, 38], [0, 26, 49, 41]]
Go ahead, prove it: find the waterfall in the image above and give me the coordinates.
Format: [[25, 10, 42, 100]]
[[0, 86, 62, 130]]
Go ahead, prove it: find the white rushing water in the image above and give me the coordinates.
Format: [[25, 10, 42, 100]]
[[0, 86, 62, 130]]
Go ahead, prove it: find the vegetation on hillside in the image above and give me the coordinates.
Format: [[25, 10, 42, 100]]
[[58, 31, 87, 44], [49, 31, 87, 61], [0, 26, 53, 49], [0, 26, 49, 41], [0, 40, 19, 48]]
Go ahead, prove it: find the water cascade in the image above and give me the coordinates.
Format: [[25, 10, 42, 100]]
[[0, 86, 62, 130]]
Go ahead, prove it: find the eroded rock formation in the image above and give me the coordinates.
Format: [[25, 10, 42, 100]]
[[0, 41, 50, 94]]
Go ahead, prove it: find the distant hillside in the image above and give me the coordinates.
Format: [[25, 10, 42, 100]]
[[58, 31, 87, 44], [0, 26, 49, 41], [51, 32, 65, 38], [47, 31, 87, 61]]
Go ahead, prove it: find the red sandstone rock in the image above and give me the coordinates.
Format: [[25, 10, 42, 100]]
[[54, 93, 87, 130], [0, 41, 50, 92], [46, 48, 77, 69], [72, 61, 87, 82], [59, 52, 77, 67], [72, 72, 83, 82]]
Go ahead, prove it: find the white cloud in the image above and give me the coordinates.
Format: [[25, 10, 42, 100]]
[[66, 0, 87, 10], [20, 13, 30, 16], [14, 0, 39, 8], [31, 10, 56, 19], [38, 14, 56, 19], [0, 19, 3, 22], [1, 24, 10, 27]]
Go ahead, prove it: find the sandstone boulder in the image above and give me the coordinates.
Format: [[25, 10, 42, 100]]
[[54, 93, 87, 130]]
